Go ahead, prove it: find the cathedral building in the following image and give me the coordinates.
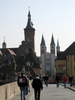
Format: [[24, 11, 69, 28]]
[[40, 34, 59, 77]]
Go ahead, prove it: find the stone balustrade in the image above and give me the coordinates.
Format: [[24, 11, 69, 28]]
[[0, 81, 20, 100]]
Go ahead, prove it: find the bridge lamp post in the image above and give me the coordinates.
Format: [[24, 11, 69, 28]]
[[27, 61, 30, 78]]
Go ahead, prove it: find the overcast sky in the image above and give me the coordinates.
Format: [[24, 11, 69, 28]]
[[0, 0, 75, 56]]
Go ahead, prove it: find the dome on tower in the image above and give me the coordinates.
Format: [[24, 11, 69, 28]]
[[2, 41, 6, 45], [2, 37, 7, 48], [24, 10, 35, 30]]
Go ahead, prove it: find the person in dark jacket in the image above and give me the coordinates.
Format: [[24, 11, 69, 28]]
[[25, 76, 29, 95], [69, 75, 73, 87], [55, 73, 60, 87], [32, 76, 43, 100], [17, 73, 28, 100], [44, 75, 49, 87]]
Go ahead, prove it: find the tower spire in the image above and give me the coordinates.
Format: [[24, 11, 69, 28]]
[[57, 39, 60, 52], [41, 34, 45, 45], [24, 8, 35, 30], [57, 39, 59, 48], [51, 33, 55, 45], [28, 7, 31, 18]]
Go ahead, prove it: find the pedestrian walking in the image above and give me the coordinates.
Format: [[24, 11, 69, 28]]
[[29, 74, 32, 80], [55, 73, 60, 87], [69, 75, 73, 87], [62, 75, 68, 88], [17, 72, 28, 100], [43, 75, 49, 87], [45, 75, 49, 87], [25, 76, 30, 95], [32, 76, 43, 100]]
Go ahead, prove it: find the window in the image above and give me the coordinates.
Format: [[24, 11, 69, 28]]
[[41, 46, 44, 49], [46, 58, 49, 61], [41, 50, 44, 54], [74, 55, 75, 61], [52, 46, 54, 49], [68, 56, 69, 61], [46, 63, 50, 66]]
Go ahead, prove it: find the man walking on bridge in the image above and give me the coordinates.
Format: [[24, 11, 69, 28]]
[[17, 72, 28, 100], [32, 76, 43, 100]]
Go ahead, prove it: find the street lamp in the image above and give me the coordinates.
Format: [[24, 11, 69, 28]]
[[27, 61, 30, 78]]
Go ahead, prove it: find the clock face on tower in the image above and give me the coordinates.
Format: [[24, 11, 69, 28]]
[[27, 38, 32, 42], [41, 46, 44, 49], [52, 46, 54, 49]]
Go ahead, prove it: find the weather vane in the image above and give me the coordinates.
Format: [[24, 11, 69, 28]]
[[28, 6, 30, 10], [4, 36, 5, 42]]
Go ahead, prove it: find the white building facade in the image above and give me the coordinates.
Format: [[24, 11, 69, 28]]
[[40, 34, 58, 77], [46, 52, 50, 76]]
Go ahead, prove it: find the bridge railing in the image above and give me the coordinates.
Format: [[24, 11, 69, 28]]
[[0, 81, 20, 100]]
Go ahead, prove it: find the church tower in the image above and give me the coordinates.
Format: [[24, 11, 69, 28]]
[[24, 10, 35, 52], [50, 34, 55, 55], [56, 39, 60, 53], [16, 10, 35, 56], [50, 34, 55, 77], [40, 35, 46, 75]]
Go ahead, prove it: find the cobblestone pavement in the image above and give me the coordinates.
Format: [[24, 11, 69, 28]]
[[33, 84, 75, 100]]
